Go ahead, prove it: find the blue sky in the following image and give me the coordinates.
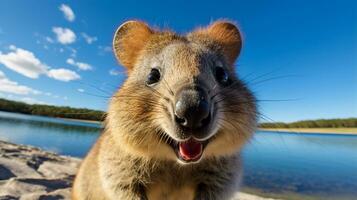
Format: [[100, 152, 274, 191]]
[[0, 0, 355, 122]]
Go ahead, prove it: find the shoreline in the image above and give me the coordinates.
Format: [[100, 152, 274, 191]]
[[0, 140, 277, 200], [58, 117, 102, 125], [0, 110, 103, 125], [2, 110, 356, 135], [259, 128, 357, 135], [60, 117, 357, 135]]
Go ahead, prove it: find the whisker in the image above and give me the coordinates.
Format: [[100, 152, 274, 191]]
[[208, 83, 218, 95], [161, 77, 174, 96], [76, 80, 114, 96], [81, 92, 111, 99], [248, 75, 301, 86], [242, 67, 284, 84]]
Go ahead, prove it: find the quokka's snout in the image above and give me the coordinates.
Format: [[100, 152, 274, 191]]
[[173, 85, 211, 138]]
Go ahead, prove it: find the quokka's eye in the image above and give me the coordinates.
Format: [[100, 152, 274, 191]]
[[146, 68, 161, 86], [214, 67, 229, 85]]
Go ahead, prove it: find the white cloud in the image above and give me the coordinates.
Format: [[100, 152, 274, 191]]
[[52, 27, 76, 44], [0, 46, 48, 78], [0, 70, 42, 95], [101, 46, 112, 52], [109, 69, 124, 76], [9, 45, 16, 50], [59, 4, 75, 22], [66, 58, 92, 71], [77, 88, 85, 93], [47, 68, 80, 82], [66, 47, 77, 57], [66, 58, 75, 65], [0, 93, 49, 105], [98, 45, 112, 55], [45, 37, 54, 43], [0, 45, 80, 82], [44, 92, 62, 100], [81, 33, 97, 44], [20, 97, 47, 105]]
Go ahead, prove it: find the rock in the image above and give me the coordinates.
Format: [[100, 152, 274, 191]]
[[0, 141, 80, 199], [37, 161, 78, 179], [0, 165, 15, 180], [0, 140, 276, 200], [0, 177, 48, 197], [0, 157, 43, 179]]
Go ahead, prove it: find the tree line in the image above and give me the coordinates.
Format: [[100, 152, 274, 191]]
[[259, 118, 357, 128], [1, 98, 356, 127], [0, 98, 105, 121]]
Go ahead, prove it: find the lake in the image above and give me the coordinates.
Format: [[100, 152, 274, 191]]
[[0, 111, 356, 200]]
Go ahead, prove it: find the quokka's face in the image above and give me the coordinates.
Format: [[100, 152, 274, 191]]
[[108, 20, 257, 164]]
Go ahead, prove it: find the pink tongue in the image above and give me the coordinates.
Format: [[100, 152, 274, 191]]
[[179, 139, 203, 161]]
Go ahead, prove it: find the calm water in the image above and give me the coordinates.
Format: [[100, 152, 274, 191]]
[[0, 111, 356, 200]]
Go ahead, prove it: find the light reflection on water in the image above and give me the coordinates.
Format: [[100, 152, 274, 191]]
[[242, 132, 357, 199], [0, 111, 356, 199], [0, 111, 101, 157]]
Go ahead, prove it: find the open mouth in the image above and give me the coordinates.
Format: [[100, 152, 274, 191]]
[[166, 137, 209, 163], [178, 138, 204, 162]]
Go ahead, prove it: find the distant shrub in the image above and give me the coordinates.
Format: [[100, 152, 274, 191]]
[[1, 98, 355, 127], [259, 118, 357, 128], [0, 98, 105, 121]]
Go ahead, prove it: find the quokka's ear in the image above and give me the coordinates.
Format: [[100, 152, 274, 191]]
[[194, 20, 242, 66], [113, 20, 153, 70]]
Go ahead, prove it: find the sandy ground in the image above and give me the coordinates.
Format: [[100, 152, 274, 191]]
[[0, 140, 277, 200], [0, 140, 81, 199]]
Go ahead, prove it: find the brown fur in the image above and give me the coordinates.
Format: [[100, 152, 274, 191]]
[[72, 20, 257, 200], [190, 21, 242, 66]]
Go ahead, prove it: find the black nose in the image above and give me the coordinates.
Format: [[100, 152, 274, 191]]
[[174, 87, 211, 129]]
